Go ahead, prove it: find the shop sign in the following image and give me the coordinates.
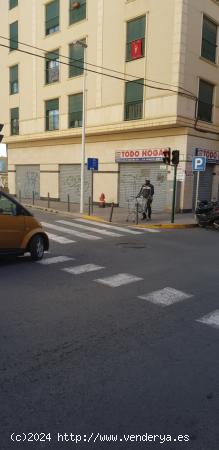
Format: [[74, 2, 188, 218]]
[[115, 148, 168, 163], [196, 148, 219, 164]]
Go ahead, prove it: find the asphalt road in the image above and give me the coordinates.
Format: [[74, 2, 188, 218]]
[[1, 210, 219, 450]]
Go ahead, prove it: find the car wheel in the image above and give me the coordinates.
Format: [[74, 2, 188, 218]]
[[29, 235, 45, 261]]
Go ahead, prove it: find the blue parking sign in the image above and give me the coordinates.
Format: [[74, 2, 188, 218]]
[[192, 156, 206, 172], [87, 158, 98, 171]]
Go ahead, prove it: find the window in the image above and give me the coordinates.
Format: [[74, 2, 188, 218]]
[[45, 99, 59, 130], [45, 0, 59, 35], [126, 16, 146, 62], [69, 0, 86, 25], [0, 193, 17, 216], [9, 0, 18, 9], [201, 16, 217, 63], [69, 41, 85, 77], [45, 50, 59, 84], [69, 93, 83, 128], [10, 107, 19, 135], [124, 79, 144, 120], [9, 21, 18, 51], [9, 65, 19, 94], [198, 79, 214, 122]]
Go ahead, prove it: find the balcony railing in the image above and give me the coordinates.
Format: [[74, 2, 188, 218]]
[[125, 101, 143, 121]]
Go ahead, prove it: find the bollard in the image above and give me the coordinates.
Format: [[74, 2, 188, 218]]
[[88, 196, 91, 216], [19, 190, 21, 203], [32, 191, 35, 205], [109, 202, 114, 223], [48, 192, 50, 208], [135, 200, 139, 225], [67, 194, 70, 212]]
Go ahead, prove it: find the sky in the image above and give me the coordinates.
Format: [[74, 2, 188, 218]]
[[0, 144, 6, 156]]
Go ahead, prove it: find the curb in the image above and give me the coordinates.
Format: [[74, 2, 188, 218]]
[[133, 223, 198, 229], [24, 204, 111, 223], [24, 204, 197, 229]]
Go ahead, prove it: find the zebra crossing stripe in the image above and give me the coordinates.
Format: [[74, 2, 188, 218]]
[[94, 273, 143, 287], [197, 310, 219, 329], [37, 256, 74, 265], [47, 232, 76, 244], [62, 264, 105, 275], [74, 219, 142, 235], [138, 287, 193, 306], [57, 220, 123, 237], [41, 222, 102, 241]]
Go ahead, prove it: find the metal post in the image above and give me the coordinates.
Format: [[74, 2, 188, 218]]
[[195, 171, 200, 211], [91, 170, 94, 214], [88, 196, 91, 216], [67, 194, 70, 212], [48, 192, 50, 208], [32, 191, 35, 205], [109, 203, 114, 222], [19, 190, 21, 203], [136, 200, 139, 224], [80, 42, 87, 214], [171, 164, 177, 223]]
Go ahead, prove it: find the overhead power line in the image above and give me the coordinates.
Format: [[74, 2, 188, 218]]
[[0, 37, 197, 101], [0, 34, 195, 97]]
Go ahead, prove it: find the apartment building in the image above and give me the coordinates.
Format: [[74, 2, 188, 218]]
[[0, 0, 219, 211]]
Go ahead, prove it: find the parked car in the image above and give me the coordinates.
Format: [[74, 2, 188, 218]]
[[0, 191, 49, 260]]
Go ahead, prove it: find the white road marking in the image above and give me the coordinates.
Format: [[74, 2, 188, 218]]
[[140, 228, 161, 233], [197, 310, 219, 330], [38, 256, 74, 265], [41, 222, 102, 241], [74, 218, 142, 234], [47, 232, 76, 244], [63, 264, 105, 275], [57, 220, 123, 237], [95, 273, 143, 287], [138, 287, 193, 306]]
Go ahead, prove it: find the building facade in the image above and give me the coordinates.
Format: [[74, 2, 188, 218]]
[[1, 0, 219, 211]]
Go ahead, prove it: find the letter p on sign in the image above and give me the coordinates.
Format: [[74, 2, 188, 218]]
[[192, 156, 206, 172]]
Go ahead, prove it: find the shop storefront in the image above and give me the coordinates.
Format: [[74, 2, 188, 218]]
[[193, 148, 219, 204], [116, 148, 170, 212]]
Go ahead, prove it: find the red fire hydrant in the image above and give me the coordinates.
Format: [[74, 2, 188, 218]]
[[99, 192, 106, 208]]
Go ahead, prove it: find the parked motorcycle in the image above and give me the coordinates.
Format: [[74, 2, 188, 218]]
[[195, 200, 219, 229]]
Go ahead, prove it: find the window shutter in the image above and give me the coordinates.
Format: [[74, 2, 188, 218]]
[[10, 21, 18, 50], [46, 99, 59, 111], [202, 17, 217, 62], [69, 42, 84, 77], [199, 80, 213, 104], [11, 107, 19, 120], [10, 65, 18, 83], [69, 93, 83, 113], [126, 79, 144, 103], [46, 0, 59, 33], [127, 16, 145, 42], [69, 0, 86, 25], [9, 0, 18, 9]]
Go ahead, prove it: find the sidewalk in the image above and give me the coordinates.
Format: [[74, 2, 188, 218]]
[[22, 198, 197, 229]]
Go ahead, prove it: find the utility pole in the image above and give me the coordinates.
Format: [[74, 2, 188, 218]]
[[75, 41, 88, 214]]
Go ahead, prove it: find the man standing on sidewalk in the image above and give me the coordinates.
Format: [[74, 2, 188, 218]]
[[137, 178, 154, 220]]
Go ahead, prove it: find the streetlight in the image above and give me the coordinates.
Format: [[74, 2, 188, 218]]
[[75, 40, 88, 214]]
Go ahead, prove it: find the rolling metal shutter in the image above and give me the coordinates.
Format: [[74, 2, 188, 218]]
[[119, 163, 168, 211], [59, 164, 91, 203], [16, 165, 40, 199], [193, 164, 213, 207]]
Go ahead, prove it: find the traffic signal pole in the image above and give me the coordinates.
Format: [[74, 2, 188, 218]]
[[171, 163, 177, 224]]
